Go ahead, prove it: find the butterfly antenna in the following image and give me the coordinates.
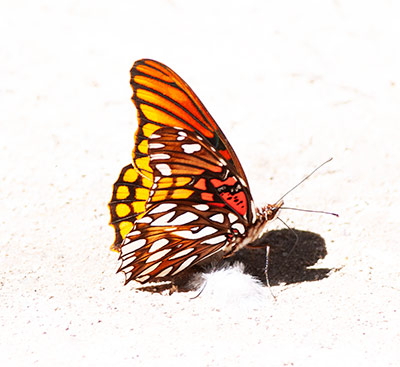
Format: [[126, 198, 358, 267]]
[[276, 157, 333, 204], [280, 206, 339, 217]]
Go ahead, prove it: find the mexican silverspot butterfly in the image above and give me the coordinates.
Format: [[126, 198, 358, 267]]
[[108, 59, 283, 285]]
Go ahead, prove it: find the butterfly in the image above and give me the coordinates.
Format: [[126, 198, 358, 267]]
[[108, 59, 283, 285]]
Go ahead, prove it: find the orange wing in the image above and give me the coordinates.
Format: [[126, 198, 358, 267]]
[[130, 59, 249, 186]]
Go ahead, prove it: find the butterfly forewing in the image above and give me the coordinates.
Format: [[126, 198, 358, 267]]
[[130, 59, 250, 186]]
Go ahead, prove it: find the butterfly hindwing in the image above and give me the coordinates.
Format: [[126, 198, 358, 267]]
[[118, 203, 230, 284], [109, 164, 154, 251], [114, 126, 254, 283]]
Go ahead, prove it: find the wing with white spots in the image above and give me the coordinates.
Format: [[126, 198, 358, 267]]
[[115, 127, 253, 283], [146, 127, 255, 221], [118, 203, 231, 284]]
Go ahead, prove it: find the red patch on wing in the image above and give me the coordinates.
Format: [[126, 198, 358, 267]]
[[210, 177, 237, 188], [194, 178, 207, 190], [219, 149, 231, 161], [210, 176, 247, 216], [220, 191, 247, 216], [209, 202, 225, 208], [201, 192, 214, 201]]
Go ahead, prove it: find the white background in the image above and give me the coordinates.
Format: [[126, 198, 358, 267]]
[[1, 1, 399, 365]]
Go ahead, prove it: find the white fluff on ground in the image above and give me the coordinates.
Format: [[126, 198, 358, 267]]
[[190, 263, 270, 310]]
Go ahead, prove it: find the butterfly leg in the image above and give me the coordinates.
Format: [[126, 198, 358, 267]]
[[264, 245, 271, 283], [265, 246, 277, 299]]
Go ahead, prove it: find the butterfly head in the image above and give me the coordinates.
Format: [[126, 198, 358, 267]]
[[241, 200, 284, 248], [264, 199, 284, 221]]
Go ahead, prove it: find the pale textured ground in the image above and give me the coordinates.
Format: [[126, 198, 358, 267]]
[[1, 1, 399, 366]]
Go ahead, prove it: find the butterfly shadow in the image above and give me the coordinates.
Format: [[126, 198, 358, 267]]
[[226, 228, 332, 286], [135, 228, 332, 293]]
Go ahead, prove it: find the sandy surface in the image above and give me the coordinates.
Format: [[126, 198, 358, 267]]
[[1, 1, 399, 366]]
